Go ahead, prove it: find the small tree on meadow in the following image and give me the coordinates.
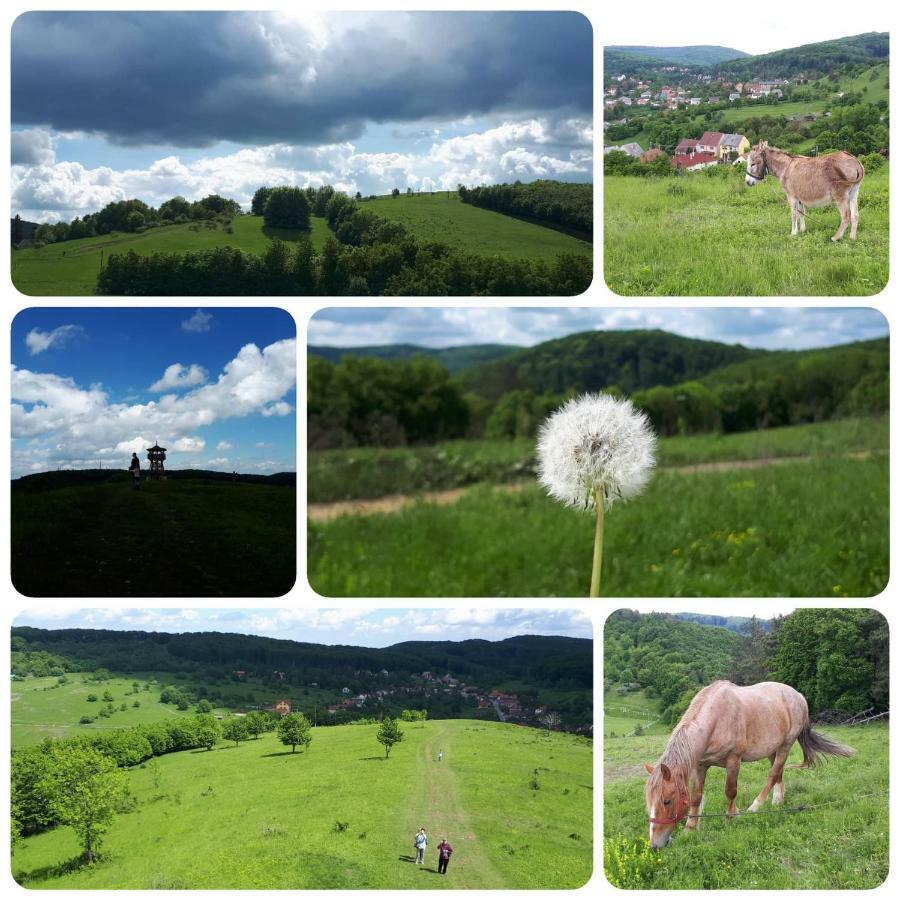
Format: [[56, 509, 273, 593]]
[[377, 717, 404, 758], [263, 187, 311, 230], [277, 712, 312, 753], [245, 710, 269, 739], [539, 711, 562, 734], [196, 699, 213, 713], [391, 188, 400, 198], [195, 714, 221, 751], [37, 743, 129, 863], [222, 717, 250, 747]]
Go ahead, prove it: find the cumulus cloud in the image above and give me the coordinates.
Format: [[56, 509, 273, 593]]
[[11, 127, 55, 165], [11, 118, 592, 221], [149, 363, 208, 393], [11, 338, 296, 475], [216, 440, 232, 450], [25, 324, 84, 355], [12, 11, 591, 147], [181, 310, 213, 333]]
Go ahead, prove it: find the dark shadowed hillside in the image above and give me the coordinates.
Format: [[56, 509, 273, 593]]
[[308, 343, 519, 374]]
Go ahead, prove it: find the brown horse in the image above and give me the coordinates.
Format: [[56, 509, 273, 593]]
[[745, 141, 864, 241], [644, 681, 855, 849]]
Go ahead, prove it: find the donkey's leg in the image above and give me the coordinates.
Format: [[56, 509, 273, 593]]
[[790, 199, 799, 236], [832, 197, 851, 241], [724, 757, 741, 817], [849, 186, 860, 239], [798, 201, 806, 233], [748, 747, 790, 812], [684, 764, 709, 831]]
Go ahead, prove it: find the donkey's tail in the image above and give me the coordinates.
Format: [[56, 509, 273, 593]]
[[792, 724, 856, 769]]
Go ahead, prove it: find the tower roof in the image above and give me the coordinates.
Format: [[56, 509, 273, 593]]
[[147, 444, 167, 452]]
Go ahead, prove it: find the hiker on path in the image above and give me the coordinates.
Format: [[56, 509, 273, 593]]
[[437, 837, 453, 875], [415, 828, 427, 865], [438, 749, 443, 762], [129, 453, 141, 490]]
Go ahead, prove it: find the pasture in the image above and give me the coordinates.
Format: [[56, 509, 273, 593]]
[[604, 163, 888, 295], [604, 722, 888, 889], [11, 479, 296, 597], [11, 215, 333, 296], [363, 192, 592, 260], [603, 687, 667, 739], [12, 720, 593, 889], [308, 453, 888, 597]]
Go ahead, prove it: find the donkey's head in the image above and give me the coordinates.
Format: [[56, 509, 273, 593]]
[[644, 762, 688, 849], [745, 141, 769, 187]]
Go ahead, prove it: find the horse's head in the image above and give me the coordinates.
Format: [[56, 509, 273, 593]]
[[644, 762, 689, 849], [745, 141, 769, 186]]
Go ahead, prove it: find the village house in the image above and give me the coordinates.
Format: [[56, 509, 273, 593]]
[[697, 130, 726, 157], [675, 137, 699, 156], [636, 97, 649, 106], [689, 97, 701, 106], [673, 151, 718, 171], [620, 96, 632, 106], [720, 132, 750, 158], [729, 92, 741, 101], [604, 142, 644, 158], [707, 96, 720, 104], [640, 90, 652, 99]]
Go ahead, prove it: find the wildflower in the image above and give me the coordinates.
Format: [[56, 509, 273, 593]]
[[537, 393, 656, 597]]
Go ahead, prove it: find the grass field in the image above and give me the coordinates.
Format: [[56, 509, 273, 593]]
[[11, 480, 295, 597], [604, 163, 888, 295], [308, 417, 889, 503], [12, 720, 592, 889], [604, 723, 887, 889], [11, 215, 333, 296], [308, 453, 888, 598], [363, 192, 592, 260], [603, 687, 667, 739]]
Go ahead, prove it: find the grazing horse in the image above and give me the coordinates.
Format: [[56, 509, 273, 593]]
[[745, 141, 864, 241], [643, 681, 855, 850]]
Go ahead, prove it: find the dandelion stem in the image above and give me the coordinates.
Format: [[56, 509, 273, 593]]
[[590, 486, 605, 597]]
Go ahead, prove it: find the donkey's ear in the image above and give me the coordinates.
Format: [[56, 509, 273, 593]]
[[644, 763, 654, 774], [659, 763, 673, 781]]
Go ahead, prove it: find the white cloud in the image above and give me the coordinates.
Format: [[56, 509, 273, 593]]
[[12, 128, 56, 166], [25, 324, 84, 355], [216, 440, 233, 450], [11, 338, 296, 476], [149, 363, 208, 393], [182, 310, 213, 333], [207, 457, 229, 466]]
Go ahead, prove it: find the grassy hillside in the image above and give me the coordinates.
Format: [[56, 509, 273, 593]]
[[605, 164, 888, 295], [607, 45, 749, 67], [11, 215, 333, 296], [308, 452, 888, 597], [362, 193, 592, 261], [11, 479, 295, 597], [603, 687, 668, 738], [309, 343, 520, 375], [12, 720, 593, 889], [604, 723, 887, 889]]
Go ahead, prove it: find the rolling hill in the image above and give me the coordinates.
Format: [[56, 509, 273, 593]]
[[308, 343, 520, 375], [607, 44, 748, 67]]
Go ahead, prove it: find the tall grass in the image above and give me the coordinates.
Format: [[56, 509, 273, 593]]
[[604, 165, 888, 295]]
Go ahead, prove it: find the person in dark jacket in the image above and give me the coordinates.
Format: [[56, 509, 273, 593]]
[[128, 453, 141, 490], [437, 837, 453, 875]]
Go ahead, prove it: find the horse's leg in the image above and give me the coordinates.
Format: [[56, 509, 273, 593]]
[[684, 764, 708, 831], [832, 197, 851, 241], [748, 747, 790, 811], [724, 757, 741, 817]]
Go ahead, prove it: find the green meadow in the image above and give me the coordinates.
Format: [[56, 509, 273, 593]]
[[12, 720, 593, 889], [308, 454, 888, 598], [11, 215, 333, 296], [604, 163, 888, 296], [604, 723, 888, 889], [11, 479, 296, 597], [603, 687, 667, 739], [364, 192, 592, 260]]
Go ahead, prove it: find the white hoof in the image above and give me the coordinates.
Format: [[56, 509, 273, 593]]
[[748, 800, 760, 813]]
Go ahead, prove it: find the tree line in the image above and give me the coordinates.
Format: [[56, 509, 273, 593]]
[[605, 608, 888, 726], [458, 180, 592, 235], [308, 336, 888, 447]]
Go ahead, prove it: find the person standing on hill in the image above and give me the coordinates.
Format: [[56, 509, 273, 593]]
[[128, 453, 141, 490], [437, 837, 453, 875], [438, 749, 443, 762], [415, 828, 427, 865]]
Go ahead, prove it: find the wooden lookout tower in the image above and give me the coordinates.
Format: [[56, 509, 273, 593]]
[[146, 442, 167, 480]]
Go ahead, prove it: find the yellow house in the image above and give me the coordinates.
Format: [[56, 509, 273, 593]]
[[721, 133, 750, 158]]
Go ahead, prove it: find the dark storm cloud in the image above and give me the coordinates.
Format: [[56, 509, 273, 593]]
[[12, 11, 592, 147]]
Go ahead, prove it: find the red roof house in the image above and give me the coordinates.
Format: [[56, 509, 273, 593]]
[[697, 131, 725, 156], [673, 152, 718, 170], [675, 138, 699, 156]]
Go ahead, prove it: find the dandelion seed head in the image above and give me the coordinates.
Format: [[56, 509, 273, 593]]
[[536, 392, 657, 510]]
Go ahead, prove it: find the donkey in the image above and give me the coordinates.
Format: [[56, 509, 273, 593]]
[[643, 681, 855, 850], [745, 141, 864, 241]]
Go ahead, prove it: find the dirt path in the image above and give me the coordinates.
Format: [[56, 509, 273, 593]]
[[308, 451, 875, 522], [403, 722, 506, 888]]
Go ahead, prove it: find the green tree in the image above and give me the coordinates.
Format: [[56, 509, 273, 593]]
[[263, 187, 311, 230], [194, 714, 221, 751], [376, 717, 404, 758], [222, 717, 250, 747], [196, 699, 213, 713], [102, 691, 113, 703], [37, 743, 129, 862], [251, 186, 273, 216], [276, 712, 312, 753], [245, 710, 270, 739], [391, 188, 400, 197]]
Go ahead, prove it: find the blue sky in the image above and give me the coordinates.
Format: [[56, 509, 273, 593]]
[[307, 307, 889, 352], [12, 608, 591, 648], [11, 307, 296, 478], [11, 11, 592, 223]]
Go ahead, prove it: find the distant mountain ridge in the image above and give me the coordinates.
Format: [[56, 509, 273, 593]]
[[308, 343, 520, 374], [607, 44, 748, 66]]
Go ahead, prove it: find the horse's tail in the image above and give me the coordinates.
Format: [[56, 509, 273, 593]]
[[792, 724, 856, 769]]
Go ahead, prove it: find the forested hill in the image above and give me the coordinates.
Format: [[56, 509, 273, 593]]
[[607, 45, 748, 67], [11, 628, 591, 691], [308, 343, 519, 375], [460, 329, 764, 401], [605, 609, 888, 724], [673, 613, 769, 633], [714, 32, 889, 79]]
